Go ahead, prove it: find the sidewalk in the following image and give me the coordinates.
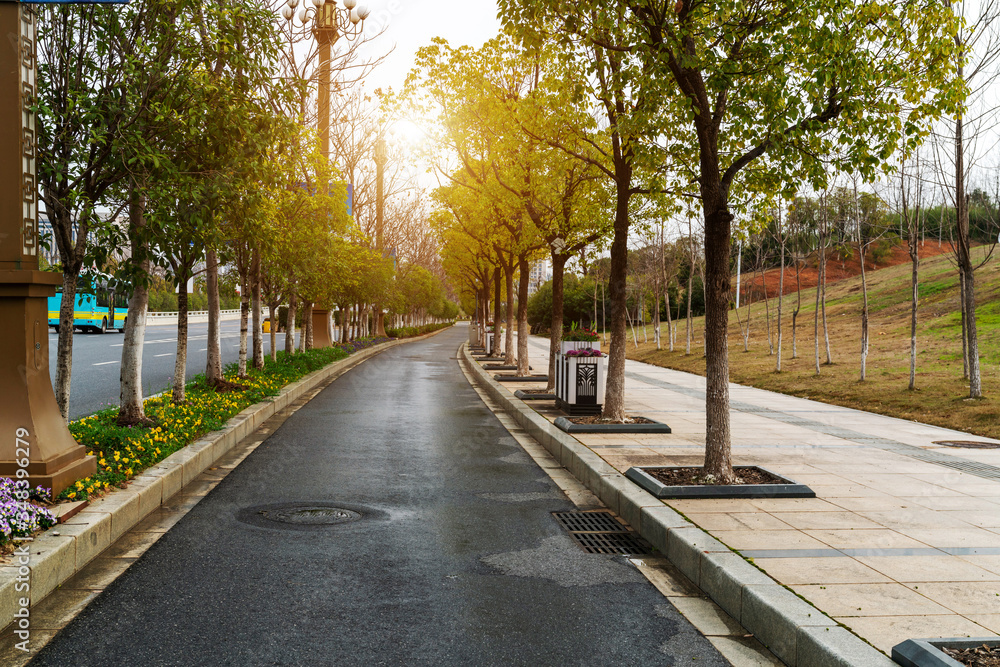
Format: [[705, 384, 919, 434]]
[[494, 334, 1000, 656]]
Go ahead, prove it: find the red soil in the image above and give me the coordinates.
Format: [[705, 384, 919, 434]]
[[735, 240, 955, 301]]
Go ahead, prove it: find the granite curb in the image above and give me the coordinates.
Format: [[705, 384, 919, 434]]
[[0, 328, 450, 633], [460, 343, 894, 667]]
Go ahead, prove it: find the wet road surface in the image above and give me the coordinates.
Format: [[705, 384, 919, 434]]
[[30, 326, 728, 666]]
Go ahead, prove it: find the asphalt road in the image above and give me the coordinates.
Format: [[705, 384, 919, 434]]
[[50, 320, 302, 420], [29, 326, 727, 666]]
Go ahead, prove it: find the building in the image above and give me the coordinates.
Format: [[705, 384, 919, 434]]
[[527, 259, 551, 297]]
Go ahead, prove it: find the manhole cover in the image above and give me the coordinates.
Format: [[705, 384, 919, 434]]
[[260, 506, 361, 525], [934, 441, 1000, 450], [552, 510, 653, 555], [237, 502, 365, 530]]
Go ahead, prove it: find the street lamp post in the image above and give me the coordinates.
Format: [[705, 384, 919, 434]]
[[0, 4, 96, 496], [282, 0, 368, 347], [373, 136, 387, 336]]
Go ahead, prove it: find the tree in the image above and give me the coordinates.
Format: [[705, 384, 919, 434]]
[[503, 0, 962, 481]]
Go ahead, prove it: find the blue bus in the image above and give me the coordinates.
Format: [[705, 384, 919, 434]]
[[47, 277, 128, 334]]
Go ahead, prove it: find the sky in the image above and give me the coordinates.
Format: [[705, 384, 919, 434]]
[[355, 0, 502, 95]]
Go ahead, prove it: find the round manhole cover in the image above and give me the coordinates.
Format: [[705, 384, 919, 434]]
[[237, 502, 364, 530], [933, 440, 1000, 450]]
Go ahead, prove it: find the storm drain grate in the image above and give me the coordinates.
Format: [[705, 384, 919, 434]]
[[552, 511, 653, 555]]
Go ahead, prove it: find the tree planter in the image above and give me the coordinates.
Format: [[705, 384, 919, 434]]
[[625, 465, 815, 499], [494, 374, 549, 382], [513, 390, 556, 401], [554, 342, 605, 416], [893, 638, 1000, 667], [554, 416, 672, 434]]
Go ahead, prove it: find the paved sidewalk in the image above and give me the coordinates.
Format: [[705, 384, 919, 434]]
[[498, 334, 1000, 655]]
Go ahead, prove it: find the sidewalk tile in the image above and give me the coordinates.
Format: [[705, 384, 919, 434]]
[[836, 615, 992, 654], [796, 583, 952, 616], [855, 555, 1000, 582], [755, 557, 891, 585]]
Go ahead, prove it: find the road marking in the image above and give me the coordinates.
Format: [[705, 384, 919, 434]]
[[154, 353, 172, 357], [93, 361, 119, 366]]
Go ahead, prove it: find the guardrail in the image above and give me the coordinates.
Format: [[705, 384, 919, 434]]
[[147, 309, 241, 319]]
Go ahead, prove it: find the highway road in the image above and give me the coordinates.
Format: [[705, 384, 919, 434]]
[[48, 320, 302, 420]]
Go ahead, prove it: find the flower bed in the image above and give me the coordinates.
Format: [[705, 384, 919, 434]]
[[0, 479, 55, 546], [62, 346, 349, 503], [336, 337, 393, 354], [564, 348, 605, 357], [385, 322, 453, 338]]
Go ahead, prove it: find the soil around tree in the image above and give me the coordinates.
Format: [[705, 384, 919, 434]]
[[569, 416, 656, 425], [646, 466, 786, 486], [520, 389, 553, 394], [943, 644, 1000, 666], [736, 240, 954, 300], [207, 377, 246, 392]]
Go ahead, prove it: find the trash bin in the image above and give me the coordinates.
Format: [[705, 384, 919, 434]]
[[263, 319, 271, 334]]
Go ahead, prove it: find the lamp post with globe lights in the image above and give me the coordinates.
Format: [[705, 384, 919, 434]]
[[281, 0, 369, 162], [280, 0, 368, 347]]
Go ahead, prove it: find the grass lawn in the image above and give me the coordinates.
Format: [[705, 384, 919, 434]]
[[625, 245, 1000, 440]]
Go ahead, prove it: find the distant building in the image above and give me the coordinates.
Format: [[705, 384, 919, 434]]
[[527, 259, 551, 297]]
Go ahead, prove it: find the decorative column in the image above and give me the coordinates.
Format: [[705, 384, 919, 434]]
[[0, 4, 96, 495]]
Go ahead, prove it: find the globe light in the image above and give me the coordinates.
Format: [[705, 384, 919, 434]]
[[312, 0, 324, 7], [281, 4, 293, 20], [298, 7, 308, 22], [358, 5, 370, 19], [350, 8, 360, 23], [287, 0, 299, 8], [343, 0, 357, 8]]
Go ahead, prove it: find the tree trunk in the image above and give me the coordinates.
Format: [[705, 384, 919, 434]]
[[285, 291, 297, 355], [55, 273, 79, 420], [776, 230, 784, 372], [909, 226, 919, 391], [269, 303, 277, 362], [238, 272, 249, 378], [517, 256, 531, 376], [792, 259, 802, 358], [859, 245, 869, 381], [118, 193, 150, 425], [302, 300, 313, 351], [173, 280, 189, 403], [205, 249, 223, 384], [504, 261, 515, 364], [602, 183, 632, 422], [547, 253, 566, 391], [252, 251, 263, 370], [493, 265, 501, 333], [701, 197, 734, 483], [820, 238, 832, 365]]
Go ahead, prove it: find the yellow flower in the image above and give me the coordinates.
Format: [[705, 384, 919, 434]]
[[68, 492, 76, 499]]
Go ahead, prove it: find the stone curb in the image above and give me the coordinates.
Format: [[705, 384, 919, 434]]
[[460, 344, 894, 667], [0, 328, 450, 633]]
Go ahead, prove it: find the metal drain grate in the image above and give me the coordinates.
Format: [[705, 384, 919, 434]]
[[552, 511, 653, 555], [553, 510, 627, 532], [934, 441, 1000, 450]]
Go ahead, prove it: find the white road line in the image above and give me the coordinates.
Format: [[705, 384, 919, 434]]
[[93, 361, 119, 366], [154, 353, 172, 357]]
